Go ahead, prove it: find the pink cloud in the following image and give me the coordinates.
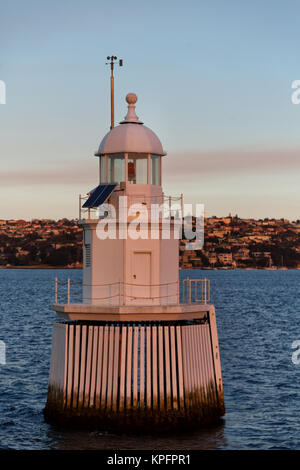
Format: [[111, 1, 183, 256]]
[[164, 148, 300, 181], [0, 162, 96, 186], [1, 148, 300, 187]]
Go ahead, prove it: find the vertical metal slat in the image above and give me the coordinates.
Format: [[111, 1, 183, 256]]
[[170, 326, 178, 410], [78, 325, 87, 408], [139, 327, 145, 409], [164, 326, 172, 410], [89, 326, 99, 407], [119, 326, 127, 412], [132, 326, 139, 408], [106, 326, 115, 410], [152, 326, 158, 409], [95, 326, 104, 410], [83, 326, 94, 408], [72, 325, 81, 408], [66, 324, 74, 408], [126, 326, 133, 409], [112, 326, 120, 412], [101, 326, 109, 409]]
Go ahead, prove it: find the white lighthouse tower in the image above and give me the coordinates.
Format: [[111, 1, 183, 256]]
[[44, 77, 225, 431], [80, 92, 179, 309]]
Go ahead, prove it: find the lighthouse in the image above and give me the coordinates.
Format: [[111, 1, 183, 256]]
[[44, 79, 225, 431]]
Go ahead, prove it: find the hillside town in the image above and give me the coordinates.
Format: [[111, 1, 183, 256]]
[[0, 216, 300, 269]]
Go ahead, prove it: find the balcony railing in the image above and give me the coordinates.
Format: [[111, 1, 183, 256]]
[[54, 278, 210, 306], [78, 193, 183, 220]]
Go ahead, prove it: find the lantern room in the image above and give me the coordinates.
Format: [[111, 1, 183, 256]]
[[95, 93, 165, 187]]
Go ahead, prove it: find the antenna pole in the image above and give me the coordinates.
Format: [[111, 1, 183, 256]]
[[110, 60, 114, 130], [106, 56, 123, 130]]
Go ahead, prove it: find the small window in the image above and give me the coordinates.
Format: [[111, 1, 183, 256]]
[[151, 155, 160, 185], [99, 157, 106, 183], [108, 154, 125, 184], [85, 244, 91, 267]]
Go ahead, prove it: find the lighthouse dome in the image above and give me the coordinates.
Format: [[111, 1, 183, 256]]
[[95, 93, 166, 156]]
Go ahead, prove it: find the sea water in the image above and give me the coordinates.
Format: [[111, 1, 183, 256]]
[[0, 268, 300, 450]]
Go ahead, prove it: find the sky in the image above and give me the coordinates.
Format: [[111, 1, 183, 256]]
[[1, 0, 300, 220]]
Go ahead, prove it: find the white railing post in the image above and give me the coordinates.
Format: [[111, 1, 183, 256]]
[[55, 277, 58, 303], [67, 278, 70, 304], [79, 194, 81, 220], [180, 278, 210, 305]]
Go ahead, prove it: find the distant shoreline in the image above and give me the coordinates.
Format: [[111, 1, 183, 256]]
[[0, 266, 298, 270], [0, 266, 82, 269]]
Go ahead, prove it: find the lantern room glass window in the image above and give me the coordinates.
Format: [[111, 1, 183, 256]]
[[127, 154, 148, 184], [151, 155, 160, 185], [108, 154, 125, 184], [100, 153, 161, 185], [99, 156, 106, 184]]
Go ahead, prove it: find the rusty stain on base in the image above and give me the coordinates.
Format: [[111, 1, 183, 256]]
[[44, 381, 225, 432]]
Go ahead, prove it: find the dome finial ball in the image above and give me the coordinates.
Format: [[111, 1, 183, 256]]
[[126, 93, 138, 104]]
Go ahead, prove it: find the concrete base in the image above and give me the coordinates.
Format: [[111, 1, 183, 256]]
[[52, 302, 214, 322]]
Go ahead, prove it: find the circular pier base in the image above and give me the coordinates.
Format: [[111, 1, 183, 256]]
[[44, 316, 225, 431]]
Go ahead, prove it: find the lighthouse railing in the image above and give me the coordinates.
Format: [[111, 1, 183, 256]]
[[78, 193, 184, 220], [54, 278, 210, 306]]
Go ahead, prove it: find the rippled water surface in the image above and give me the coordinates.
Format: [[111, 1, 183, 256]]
[[0, 268, 300, 450]]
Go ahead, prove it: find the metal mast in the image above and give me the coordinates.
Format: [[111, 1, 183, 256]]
[[106, 55, 123, 130]]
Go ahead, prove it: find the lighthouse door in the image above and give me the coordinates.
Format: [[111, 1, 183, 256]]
[[132, 252, 151, 304]]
